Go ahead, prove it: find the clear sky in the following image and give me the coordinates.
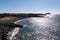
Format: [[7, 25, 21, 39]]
[[0, 0, 60, 14]]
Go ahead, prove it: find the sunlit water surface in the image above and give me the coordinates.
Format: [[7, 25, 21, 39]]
[[15, 14, 60, 40]]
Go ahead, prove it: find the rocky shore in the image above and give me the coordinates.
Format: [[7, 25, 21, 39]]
[[0, 13, 51, 40], [0, 16, 26, 40]]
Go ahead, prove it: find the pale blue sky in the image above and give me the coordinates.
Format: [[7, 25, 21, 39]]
[[0, 0, 60, 14]]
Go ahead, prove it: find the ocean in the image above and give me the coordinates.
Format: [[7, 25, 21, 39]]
[[15, 14, 60, 40]]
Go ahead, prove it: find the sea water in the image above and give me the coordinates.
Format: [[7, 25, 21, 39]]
[[14, 14, 60, 40]]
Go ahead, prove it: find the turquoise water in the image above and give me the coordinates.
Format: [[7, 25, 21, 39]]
[[15, 14, 60, 40]]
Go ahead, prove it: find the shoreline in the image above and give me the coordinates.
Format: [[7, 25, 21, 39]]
[[0, 16, 26, 40]]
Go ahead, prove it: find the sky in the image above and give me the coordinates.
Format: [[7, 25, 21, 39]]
[[0, 0, 60, 14]]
